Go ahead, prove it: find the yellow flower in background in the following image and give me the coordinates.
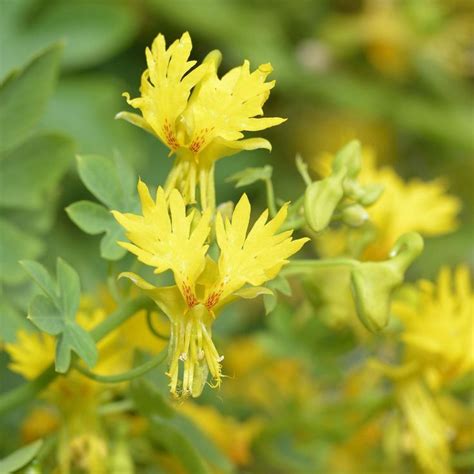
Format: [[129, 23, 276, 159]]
[[223, 336, 318, 411], [314, 148, 460, 260], [396, 377, 452, 474], [178, 402, 262, 466], [113, 180, 308, 397], [394, 265, 474, 390], [118, 32, 285, 210]]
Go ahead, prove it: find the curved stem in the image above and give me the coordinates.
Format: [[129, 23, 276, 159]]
[[146, 311, 170, 340], [282, 258, 357, 276], [0, 296, 154, 415], [74, 351, 167, 384]]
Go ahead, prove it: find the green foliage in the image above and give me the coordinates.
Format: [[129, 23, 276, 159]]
[[67, 154, 138, 260], [0, 134, 73, 209], [22, 259, 98, 372], [0, 219, 44, 285], [132, 378, 233, 474], [0, 0, 140, 75], [0, 439, 43, 473], [0, 44, 62, 153], [0, 44, 73, 293]]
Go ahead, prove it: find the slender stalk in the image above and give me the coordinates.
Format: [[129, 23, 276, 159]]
[[264, 177, 277, 217], [97, 399, 135, 416], [0, 296, 153, 415], [282, 258, 357, 276], [295, 154, 312, 187], [90, 296, 153, 342], [74, 351, 167, 384], [146, 310, 170, 340]]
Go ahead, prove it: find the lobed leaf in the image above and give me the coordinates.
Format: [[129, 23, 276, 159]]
[[23, 259, 98, 372]]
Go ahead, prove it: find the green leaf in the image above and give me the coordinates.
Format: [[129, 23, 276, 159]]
[[131, 378, 174, 419], [0, 439, 43, 473], [0, 218, 44, 285], [41, 75, 148, 164], [71, 153, 137, 260], [0, 44, 62, 154], [56, 258, 80, 320], [0, 1, 139, 74], [65, 201, 127, 260], [150, 417, 211, 474], [227, 165, 273, 187], [66, 201, 111, 234], [20, 260, 58, 302], [24, 259, 98, 372], [76, 154, 124, 209], [132, 378, 232, 473], [0, 133, 74, 209], [28, 294, 64, 335], [56, 323, 98, 373], [264, 274, 292, 315]]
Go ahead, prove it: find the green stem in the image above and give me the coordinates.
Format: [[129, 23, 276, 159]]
[[282, 258, 357, 276], [146, 311, 170, 340], [0, 296, 153, 415], [295, 154, 312, 187], [74, 351, 167, 384], [98, 399, 135, 416], [0, 366, 56, 416], [90, 296, 153, 342], [264, 178, 277, 217]]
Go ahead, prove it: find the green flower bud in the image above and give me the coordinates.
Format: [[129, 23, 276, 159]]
[[332, 140, 361, 178], [341, 204, 369, 227], [350, 232, 424, 332], [359, 183, 385, 206], [304, 167, 346, 232]]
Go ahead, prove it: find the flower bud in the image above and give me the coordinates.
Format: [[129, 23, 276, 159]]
[[341, 204, 369, 227], [350, 232, 424, 332], [332, 140, 361, 178], [359, 183, 385, 206], [304, 167, 346, 232]]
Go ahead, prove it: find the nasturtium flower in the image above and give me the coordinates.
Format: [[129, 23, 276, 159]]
[[112, 180, 308, 397], [117, 32, 285, 210]]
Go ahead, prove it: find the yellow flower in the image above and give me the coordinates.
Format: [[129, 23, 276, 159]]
[[117, 32, 285, 209], [113, 181, 308, 397], [395, 377, 452, 474], [314, 148, 461, 260], [394, 265, 474, 390]]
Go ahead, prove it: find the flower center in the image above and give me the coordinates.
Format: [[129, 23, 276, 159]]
[[167, 304, 223, 397]]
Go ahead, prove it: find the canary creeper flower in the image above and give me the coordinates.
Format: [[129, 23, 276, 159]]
[[113, 181, 308, 397], [117, 32, 285, 210], [314, 148, 461, 260]]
